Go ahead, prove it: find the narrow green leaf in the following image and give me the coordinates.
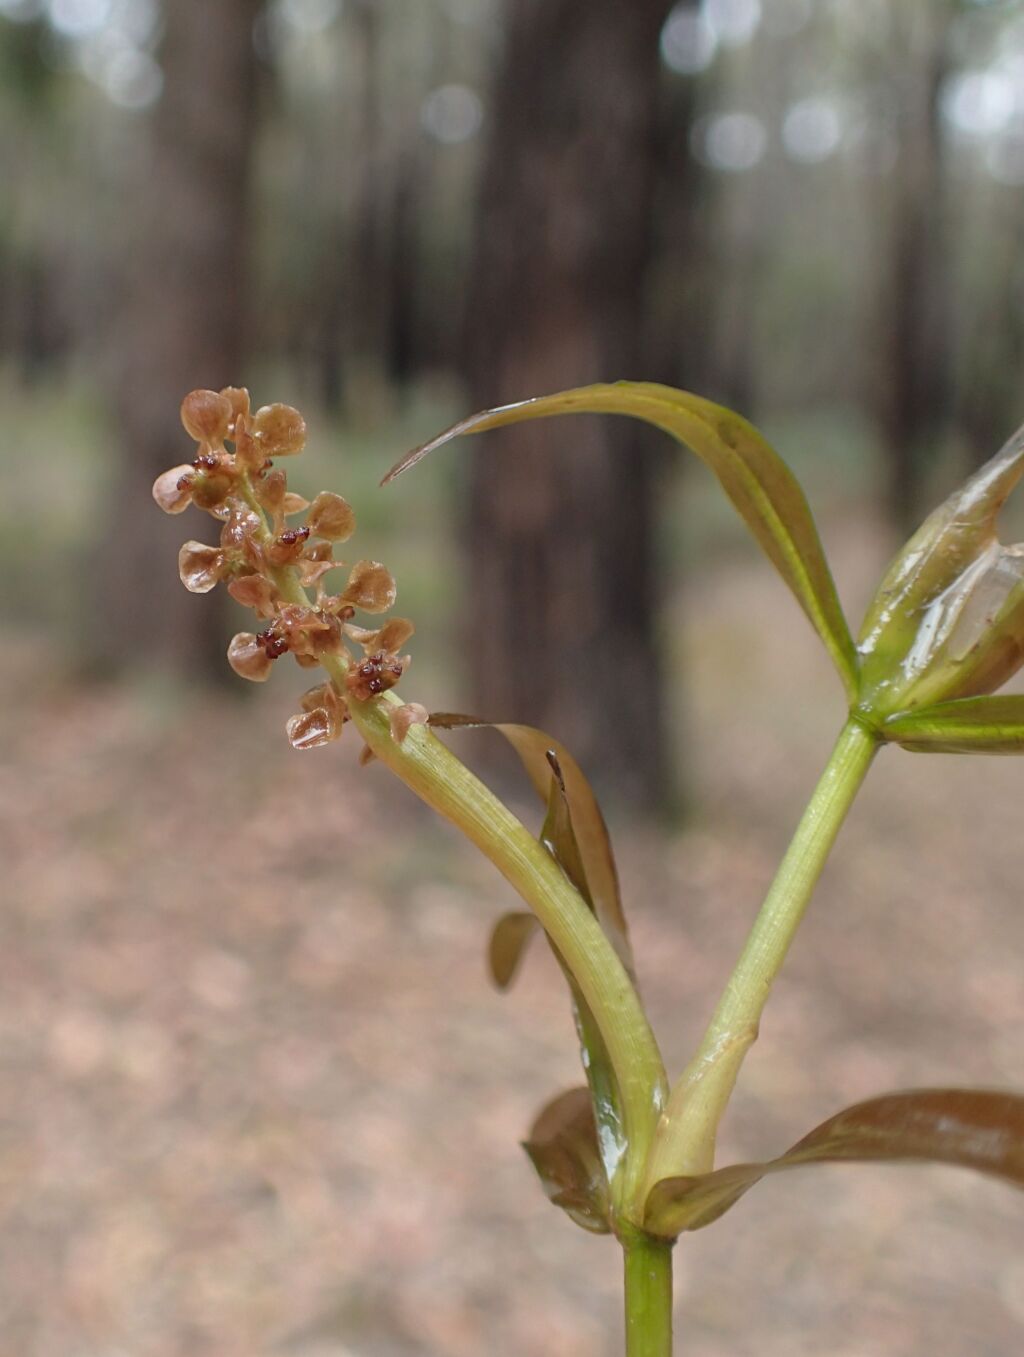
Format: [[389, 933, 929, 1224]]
[[882, 695, 1024, 753], [428, 712, 633, 975], [522, 1087, 611, 1234], [645, 1088, 1024, 1238], [389, 384, 858, 698], [488, 911, 540, 989]]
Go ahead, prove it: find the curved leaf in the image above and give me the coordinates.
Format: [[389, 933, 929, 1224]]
[[432, 715, 631, 1186], [488, 911, 540, 990], [539, 751, 627, 1185], [387, 384, 858, 699], [645, 1088, 1024, 1238], [522, 1086, 611, 1234], [882, 695, 1024, 754], [428, 712, 633, 974]]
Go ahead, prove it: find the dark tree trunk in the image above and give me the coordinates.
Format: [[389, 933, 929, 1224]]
[[95, 0, 261, 677], [876, 5, 951, 533], [463, 0, 673, 812], [957, 215, 1024, 468]]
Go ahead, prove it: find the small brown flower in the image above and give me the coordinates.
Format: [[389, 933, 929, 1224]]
[[307, 491, 356, 543], [389, 702, 428, 744], [219, 386, 251, 434], [181, 389, 232, 444], [157, 386, 414, 748], [227, 574, 279, 618], [286, 681, 348, 749], [266, 526, 312, 567], [253, 403, 306, 457], [178, 541, 226, 593], [344, 620, 415, 680], [346, 651, 407, 702], [342, 560, 397, 614], [256, 468, 288, 520], [227, 632, 273, 681], [153, 465, 195, 514]]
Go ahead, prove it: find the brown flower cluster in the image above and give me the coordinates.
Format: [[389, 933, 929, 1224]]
[[153, 387, 418, 751]]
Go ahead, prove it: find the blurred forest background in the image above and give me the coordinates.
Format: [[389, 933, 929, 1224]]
[[5, 0, 1024, 805], [5, 2, 1024, 1356]]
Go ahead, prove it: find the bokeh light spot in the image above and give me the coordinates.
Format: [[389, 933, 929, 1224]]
[[782, 96, 843, 163], [661, 4, 718, 75], [420, 84, 483, 145], [695, 110, 767, 171]]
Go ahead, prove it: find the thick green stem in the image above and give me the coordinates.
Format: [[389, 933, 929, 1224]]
[[623, 1230, 674, 1357], [347, 692, 668, 1217], [645, 717, 879, 1189]]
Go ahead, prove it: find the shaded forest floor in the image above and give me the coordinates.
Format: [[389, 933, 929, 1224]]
[[3, 508, 1024, 1357]]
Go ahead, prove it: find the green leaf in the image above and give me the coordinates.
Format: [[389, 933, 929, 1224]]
[[882, 695, 1024, 753], [522, 1087, 611, 1234], [488, 911, 540, 989], [388, 383, 858, 699], [428, 713, 633, 975], [644, 1088, 1024, 1238]]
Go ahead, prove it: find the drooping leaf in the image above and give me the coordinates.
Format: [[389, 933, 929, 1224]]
[[882, 695, 1024, 754], [428, 713, 633, 974], [427, 714, 632, 1185], [539, 751, 627, 1186], [388, 384, 858, 698], [522, 1086, 611, 1234], [488, 911, 540, 990], [644, 1088, 1024, 1238]]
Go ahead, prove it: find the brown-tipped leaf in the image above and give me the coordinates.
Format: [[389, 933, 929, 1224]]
[[882, 696, 1024, 753], [389, 385, 858, 698], [522, 1087, 611, 1234], [431, 715, 629, 1184], [428, 713, 632, 975], [645, 1087, 1024, 1238], [538, 752, 628, 1185], [488, 911, 540, 990]]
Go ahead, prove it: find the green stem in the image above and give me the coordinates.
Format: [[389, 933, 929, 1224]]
[[645, 716, 879, 1188], [347, 692, 668, 1218], [623, 1229, 674, 1357]]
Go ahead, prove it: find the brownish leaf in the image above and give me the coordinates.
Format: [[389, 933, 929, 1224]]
[[487, 911, 540, 990], [644, 1088, 1024, 1238], [388, 384, 858, 698], [428, 713, 633, 975], [522, 1087, 611, 1234]]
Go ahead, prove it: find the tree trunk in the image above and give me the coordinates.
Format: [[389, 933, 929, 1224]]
[[94, 0, 261, 677], [876, 4, 951, 533], [463, 0, 673, 812]]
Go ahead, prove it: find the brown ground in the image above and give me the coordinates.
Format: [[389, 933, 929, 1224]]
[[3, 513, 1024, 1357]]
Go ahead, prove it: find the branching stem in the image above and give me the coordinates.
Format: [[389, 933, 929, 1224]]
[[645, 716, 879, 1189]]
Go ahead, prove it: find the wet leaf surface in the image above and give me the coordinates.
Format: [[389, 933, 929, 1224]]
[[883, 696, 1024, 753], [522, 1088, 610, 1235]]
